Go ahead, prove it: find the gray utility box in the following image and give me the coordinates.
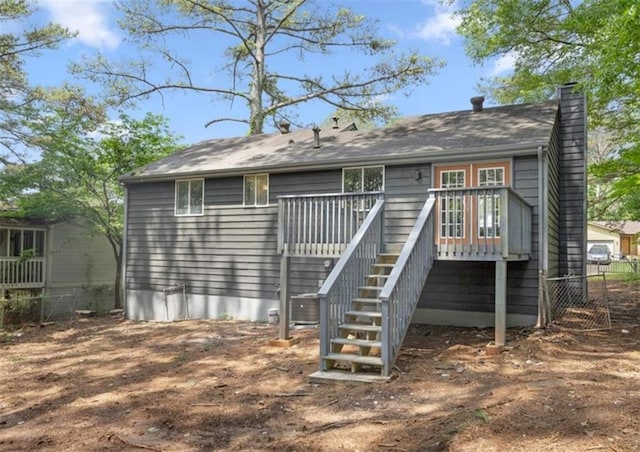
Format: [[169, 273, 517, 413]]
[[290, 293, 320, 324]]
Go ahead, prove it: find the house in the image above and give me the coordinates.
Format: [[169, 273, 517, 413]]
[[0, 217, 116, 325], [588, 221, 640, 257], [120, 84, 586, 380]]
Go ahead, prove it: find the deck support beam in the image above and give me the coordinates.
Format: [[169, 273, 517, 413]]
[[279, 254, 291, 340], [494, 260, 507, 346]]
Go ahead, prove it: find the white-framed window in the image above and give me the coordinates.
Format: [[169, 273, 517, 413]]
[[244, 174, 269, 206], [439, 169, 466, 238], [477, 167, 505, 238], [441, 169, 466, 189], [478, 167, 505, 187], [175, 179, 204, 216], [342, 166, 384, 193]]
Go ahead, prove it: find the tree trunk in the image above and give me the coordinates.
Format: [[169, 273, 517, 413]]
[[248, 0, 267, 135], [104, 233, 123, 311], [114, 250, 123, 310]]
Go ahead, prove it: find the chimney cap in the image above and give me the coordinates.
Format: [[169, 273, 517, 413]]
[[278, 121, 291, 133], [470, 96, 485, 112]]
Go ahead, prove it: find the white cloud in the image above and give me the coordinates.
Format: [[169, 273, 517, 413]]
[[39, 0, 120, 50], [492, 52, 517, 75], [413, 0, 461, 45]]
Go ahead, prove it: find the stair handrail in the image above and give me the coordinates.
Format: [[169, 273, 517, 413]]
[[317, 197, 385, 370], [379, 195, 436, 376]]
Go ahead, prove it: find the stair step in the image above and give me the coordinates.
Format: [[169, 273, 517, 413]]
[[332, 337, 382, 348], [377, 254, 399, 264], [367, 274, 389, 279], [323, 353, 383, 366], [359, 286, 383, 291], [384, 243, 404, 253], [339, 323, 381, 333], [352, 297, 381, 304], [345, 310, 381, 319], [309, 370, 391, 384], [372, 263, 395, 268]]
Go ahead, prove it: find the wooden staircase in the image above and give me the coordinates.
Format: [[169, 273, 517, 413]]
[[310, 252, 399, 383]]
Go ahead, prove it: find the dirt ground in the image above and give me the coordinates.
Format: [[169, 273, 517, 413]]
[[1, 280, 638, 452]]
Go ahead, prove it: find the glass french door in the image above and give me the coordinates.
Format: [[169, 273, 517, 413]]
[[434, 162, 510, 246]]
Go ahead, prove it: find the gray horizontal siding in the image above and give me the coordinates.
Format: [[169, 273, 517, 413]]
[[558, 86, 587, 277], [547, 119, 561, 278], [270, 170, 342, 199], [384, 164, 430, 245], [126, 170, 345, 306], [126, 177, 280, 301]]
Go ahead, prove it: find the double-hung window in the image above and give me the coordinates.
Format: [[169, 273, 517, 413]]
[[244, 174, 269, 206], [342, 166, 384, 193], [175, 179, 204, 216]]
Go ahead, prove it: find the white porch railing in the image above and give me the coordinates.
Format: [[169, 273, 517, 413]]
[[0, 257, 46, 289], [277, 192, 383, 257], [428, 186, 532, 260], [317, 199, 385, 368], [379, 196, 436, 376]]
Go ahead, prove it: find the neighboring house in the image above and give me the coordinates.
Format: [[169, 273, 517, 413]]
[[120, 84, 586, 380], [588, 221, 640, 257], [0, 217, 116, 323]]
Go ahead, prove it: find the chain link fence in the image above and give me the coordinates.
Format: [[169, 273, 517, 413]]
[[544, 274, 611, 331], [586, 256, 640, 276], [1, 285, 116, 328]]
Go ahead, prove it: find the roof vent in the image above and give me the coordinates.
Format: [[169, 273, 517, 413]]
[[332, 116, 339, 129], [312, 126, 321, 148], [278, 121, 291, 134], [470, 96, 485, 112]]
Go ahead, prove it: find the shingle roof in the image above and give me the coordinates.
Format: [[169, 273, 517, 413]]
[[591, 221, 640, 235], [121, 100, 559, 182]]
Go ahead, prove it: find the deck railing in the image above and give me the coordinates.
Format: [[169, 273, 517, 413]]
[[428, 186, 532, 260], [317, 199, 385, 368], [378, 196, 436, 376], [0, 257, 46, 289], [277, 192, 383, 256]]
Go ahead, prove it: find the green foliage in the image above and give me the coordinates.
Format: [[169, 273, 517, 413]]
[[0, 106, 182, 307], [0, 0, 74, 165], [320, 104, 399, 132], [456, 0, 640, 219], [2, 111, 180, 236], [590, 145, 640, 219], [16, 247, 35, 265], [75, 0, 441, 135]]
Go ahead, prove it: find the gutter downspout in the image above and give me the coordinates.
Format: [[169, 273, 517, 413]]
[[122, 184, 129, 317], [536, 145, 549, 328]]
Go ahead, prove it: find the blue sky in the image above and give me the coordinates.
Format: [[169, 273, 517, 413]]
[[25, 0, 514, 145]]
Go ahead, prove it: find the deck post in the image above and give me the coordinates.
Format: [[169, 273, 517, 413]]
[[495, 260, 507, 346], [279, 254, 291, 340]]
